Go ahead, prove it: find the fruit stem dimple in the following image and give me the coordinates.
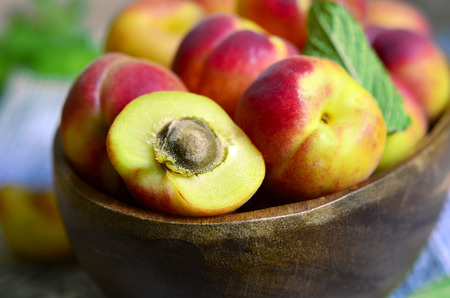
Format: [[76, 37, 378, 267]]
[[321, 113, 330, 124], [153, 118, 226, 176]]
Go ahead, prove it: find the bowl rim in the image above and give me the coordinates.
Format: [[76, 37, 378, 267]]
[[54, 105, 450, 224]]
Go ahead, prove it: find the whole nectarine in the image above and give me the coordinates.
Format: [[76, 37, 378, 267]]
[[105, 0, 205, 67], [60, 53, 187, 199], [172, 13, 299, 117], [235, 56, 386, 202], [372, 29, 450, 122]]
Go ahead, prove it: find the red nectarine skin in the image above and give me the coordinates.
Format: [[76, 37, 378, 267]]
[[365, 25, 387, 44], [60, 54, 126, 179], [392, 76, 428, 127], [101, 60, 188, 125], [237, 0, 367, 50], [173, 13, 298, 117], [237, 0, 308, 49], [60, 54, 187, 198], [372, 29, 432, 66], [235, 56, 386, 201], [335, 0, 367, 24], [375, 75, 428, 172], [372, 29, 450, 121], [119, 168, 181, 215], [196, 29, 299, 116], [172, 13, 243, 91], [236, 59, 316, 172]]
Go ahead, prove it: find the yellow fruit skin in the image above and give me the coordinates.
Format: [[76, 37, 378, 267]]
[[376, 76, 429, 172], [372, 29, 450, 122], [0, 186, 72, 262], [105, 0, 205, 67], [367, 0, 431, 36], [192, 0, 238, 13]]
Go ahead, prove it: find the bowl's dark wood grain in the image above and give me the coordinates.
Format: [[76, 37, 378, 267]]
[[53, 106, 450, 298]]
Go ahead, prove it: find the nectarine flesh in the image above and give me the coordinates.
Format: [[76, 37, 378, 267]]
[[106, 91, 265, 216]]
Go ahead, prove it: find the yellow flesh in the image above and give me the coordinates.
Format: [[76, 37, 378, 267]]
[[107, 91, 265, 212]]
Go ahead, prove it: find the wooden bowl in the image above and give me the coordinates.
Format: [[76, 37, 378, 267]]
[[53, 106, 450, 298]]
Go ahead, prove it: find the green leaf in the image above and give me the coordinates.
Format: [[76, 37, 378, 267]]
[[0, 0, 100, 79], [0, 53, 13, 94], [409, 276, 450, 298], [303, 0, 411, 134]]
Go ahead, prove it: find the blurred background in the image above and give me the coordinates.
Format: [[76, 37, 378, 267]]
[[0, 0, 448, 297]]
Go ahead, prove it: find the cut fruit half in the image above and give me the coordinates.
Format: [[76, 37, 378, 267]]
[[106, 91, 265, 216]]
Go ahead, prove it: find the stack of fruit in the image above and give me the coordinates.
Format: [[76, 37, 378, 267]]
[[59, 0, 449, 217]]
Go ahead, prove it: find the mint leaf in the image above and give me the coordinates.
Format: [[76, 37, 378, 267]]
[[303, 0, 410, 134]]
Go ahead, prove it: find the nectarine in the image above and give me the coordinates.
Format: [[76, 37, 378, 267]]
[[105, 0, 205, 67], [372, 29, 450, 122], [60, 53, 187, 199], [236, 0, 367, 50], [376, 76, 429, 172], [106, 91, 265, 216], [235, 56, 386, 202], [172, 13, 298, 117], [367, 0, 431, 36]]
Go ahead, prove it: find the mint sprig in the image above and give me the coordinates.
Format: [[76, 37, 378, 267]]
[[303, 0, 410, 134]]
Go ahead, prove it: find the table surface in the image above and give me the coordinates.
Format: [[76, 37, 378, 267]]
[[0, 1, 449, 297]]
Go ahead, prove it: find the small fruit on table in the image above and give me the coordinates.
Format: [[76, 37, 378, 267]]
[[106, 91, 265, 216], [0, 186, 72, 262]]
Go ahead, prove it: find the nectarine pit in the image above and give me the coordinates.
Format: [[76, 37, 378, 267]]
[[154, 118, 225, 176]]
